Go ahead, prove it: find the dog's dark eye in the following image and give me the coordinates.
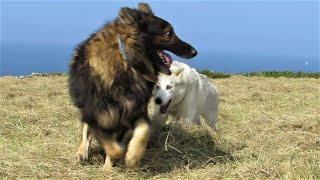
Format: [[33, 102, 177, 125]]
[[166, 85, 172, 90], [165, 31, 172, 37], [156, 85, 160, 89]]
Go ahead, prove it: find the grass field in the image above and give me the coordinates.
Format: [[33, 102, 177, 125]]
[[0, 75, 319, 179]]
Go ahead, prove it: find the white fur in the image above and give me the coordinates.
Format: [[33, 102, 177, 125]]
[[152, 61, 219, 129]]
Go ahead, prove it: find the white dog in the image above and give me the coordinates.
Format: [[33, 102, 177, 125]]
[[151, 61, 219, 129]]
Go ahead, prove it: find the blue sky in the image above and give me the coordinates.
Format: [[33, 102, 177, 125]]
[[1, 0, 319, 75]]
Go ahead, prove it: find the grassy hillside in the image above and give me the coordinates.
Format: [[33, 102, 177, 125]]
[[0, 75, 319, 179]]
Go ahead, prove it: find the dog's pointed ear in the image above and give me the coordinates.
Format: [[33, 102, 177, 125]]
[[119, 7, 142, 25], [138, 3, 154, 15], [172, 67, 184, 77]]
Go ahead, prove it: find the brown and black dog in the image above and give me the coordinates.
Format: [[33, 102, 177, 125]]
[[69, 3, 197, 169]]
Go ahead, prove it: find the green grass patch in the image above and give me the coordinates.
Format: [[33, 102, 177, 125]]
[[241, 71, 320, 79], [199, 70, 320, 79], [199, 70, 231, 79]]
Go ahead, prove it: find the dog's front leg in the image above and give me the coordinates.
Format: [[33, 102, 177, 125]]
[[180, 112, 198, 125], [76, 122, 93, 162], [178, 95, 199, 125], [179, 106, 201, 125], [125, 118, 151, 168]]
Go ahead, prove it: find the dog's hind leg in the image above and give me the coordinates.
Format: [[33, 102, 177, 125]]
[[102, 128, 127, 169], [125, 118, 151, 168], [76, 122, 93, 162], [203, 111, 218, 131], [99, 134, 126, 169]]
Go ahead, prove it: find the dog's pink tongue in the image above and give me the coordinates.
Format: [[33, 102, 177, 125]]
[[162, 52, 173, 66]]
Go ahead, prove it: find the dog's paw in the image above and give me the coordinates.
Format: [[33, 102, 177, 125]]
[[102, 155, 114, 170], [75, 149, 88, 163], [125, 157, 140, 169]]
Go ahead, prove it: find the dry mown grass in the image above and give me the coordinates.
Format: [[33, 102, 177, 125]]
[[0, 75, 319, 179]]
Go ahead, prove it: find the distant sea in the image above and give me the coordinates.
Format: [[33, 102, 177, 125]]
[[1, 43, 319, 76]]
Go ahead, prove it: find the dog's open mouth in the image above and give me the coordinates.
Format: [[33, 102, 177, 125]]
[[157, 50, 173, 75], [160, 99, 171, 114]]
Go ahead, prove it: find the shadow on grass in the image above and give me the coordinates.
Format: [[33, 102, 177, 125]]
[[84, 122, 234, 176], [141, 122, 234, 175]]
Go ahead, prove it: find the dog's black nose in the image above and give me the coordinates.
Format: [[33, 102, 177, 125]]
[[155, 97, 162, 105], [191, 48, 197, 56]]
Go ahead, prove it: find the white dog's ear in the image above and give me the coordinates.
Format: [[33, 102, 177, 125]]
[[173, 67, 184, 77], [138, 3, 154, 15]]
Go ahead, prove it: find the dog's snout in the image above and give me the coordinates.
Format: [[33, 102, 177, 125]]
[[191, 48, 197, 56], [155, 97, 162, 105]]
